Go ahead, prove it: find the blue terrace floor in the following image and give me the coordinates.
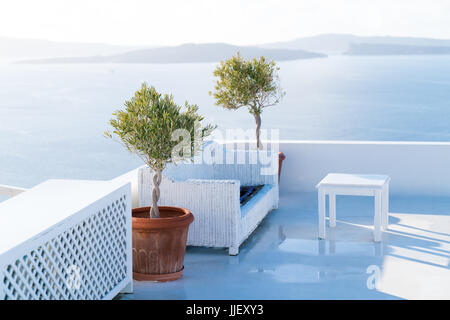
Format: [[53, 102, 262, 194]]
[[118, 192, 450, 300]]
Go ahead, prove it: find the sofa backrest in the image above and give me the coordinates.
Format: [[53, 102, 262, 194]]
[[161, 148, 278, 186]]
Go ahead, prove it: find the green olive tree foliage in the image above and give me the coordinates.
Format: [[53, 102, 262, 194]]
[[210, 53, 285, 149], [106, 83, 215, 218]]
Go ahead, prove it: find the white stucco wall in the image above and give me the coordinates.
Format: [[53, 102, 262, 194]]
[[112, 140, 450, 199], [279, 141, 450, 196]]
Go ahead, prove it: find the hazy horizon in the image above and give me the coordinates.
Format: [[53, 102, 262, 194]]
[[4, 32, 450, 48]]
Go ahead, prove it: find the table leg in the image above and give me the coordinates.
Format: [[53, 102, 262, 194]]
[[329, 192, 336, 227], [382, 183, 389, 230], [318, 188, 326, 239], [374, 190, 382, 242]]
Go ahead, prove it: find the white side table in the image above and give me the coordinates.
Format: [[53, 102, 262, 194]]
[[316, 173, 390, 242]]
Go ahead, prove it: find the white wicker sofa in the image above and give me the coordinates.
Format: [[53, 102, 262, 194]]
[[138, 149, 279, 255]]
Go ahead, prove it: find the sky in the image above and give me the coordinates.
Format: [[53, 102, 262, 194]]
[[1, 0, 450, 46]]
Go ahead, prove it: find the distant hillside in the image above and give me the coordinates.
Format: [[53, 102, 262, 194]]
[[19, 43, 326, 64], [0, 37, 139, 61], [263, 34, 450, 54], [345, 43, 450, 55]]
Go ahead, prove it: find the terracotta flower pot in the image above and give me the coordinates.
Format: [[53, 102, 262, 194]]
[[278, 152, 286, 183], [132, 206, 194, 282]]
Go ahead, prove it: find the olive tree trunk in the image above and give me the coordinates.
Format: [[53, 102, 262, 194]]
[[254, 113, 262, 149], [150, 169, 162, 218]]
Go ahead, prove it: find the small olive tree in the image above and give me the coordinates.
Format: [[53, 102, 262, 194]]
[[210, 53, 285, 149], [106, 83, 215, 218]]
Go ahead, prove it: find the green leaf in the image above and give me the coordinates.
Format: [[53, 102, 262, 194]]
[[106, 83, 216, 172]]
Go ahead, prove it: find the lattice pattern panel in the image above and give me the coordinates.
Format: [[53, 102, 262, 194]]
[[1, 195, 129, 300]]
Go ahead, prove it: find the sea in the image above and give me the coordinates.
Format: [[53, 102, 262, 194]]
[[1, 55, 450, 188]]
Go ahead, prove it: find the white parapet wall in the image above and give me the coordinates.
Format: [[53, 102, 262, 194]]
[[105, 140, 450, 206], [278, 140, 450, 196], [0, 179, 133, 300]]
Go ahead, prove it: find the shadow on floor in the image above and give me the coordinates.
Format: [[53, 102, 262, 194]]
[[119, 192, 450, 300]]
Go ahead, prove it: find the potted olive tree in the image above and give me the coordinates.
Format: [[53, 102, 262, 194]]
[[210, 53, 286, 181], [106, 83, 214, 281]]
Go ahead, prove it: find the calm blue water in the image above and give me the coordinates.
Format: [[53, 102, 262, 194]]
[[1, 55, 450, 187]]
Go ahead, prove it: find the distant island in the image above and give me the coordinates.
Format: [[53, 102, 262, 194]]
[[0, 37, 136, 61], [6, 34, 450, 63], [345, 43, 450, 56], [262, 34, 450, 55], [18, 43, 326, 64]]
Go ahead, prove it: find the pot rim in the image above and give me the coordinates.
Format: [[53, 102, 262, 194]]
[[132, 206, 194, 230]]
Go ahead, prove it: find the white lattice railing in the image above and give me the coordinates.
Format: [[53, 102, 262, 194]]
[[0, 179, 133, 300]]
